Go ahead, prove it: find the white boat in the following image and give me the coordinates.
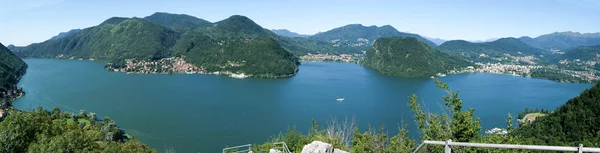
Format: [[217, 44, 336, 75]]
[[336, 98, 345, 101]]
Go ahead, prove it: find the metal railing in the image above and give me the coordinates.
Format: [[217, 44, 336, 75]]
[[413, 140, 600, 153], [223, 144, 252, 153], [272, 142, 292, 153], [223, 142, 291, 153]]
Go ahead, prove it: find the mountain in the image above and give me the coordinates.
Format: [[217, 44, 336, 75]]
[[469, 38, 499, 43], [271, 29, 310, 38], [512, 82, 600, 147], [0, 43, 27, 91], [171, 15, 299, 77], [437, 38, 545, 63], [362, 37, 471, 77], [6, 44, 15, 50], [423, 36, 446, 45], [49, 29, 81, 40], [144, 12, 212, 33], [309, 24, 437, 54], [519, 32, 600, 50], [14, 17, 179, 63]]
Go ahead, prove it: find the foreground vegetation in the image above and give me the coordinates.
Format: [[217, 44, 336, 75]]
[[257, 79, 600, 152], [0, 107, 155, 153]]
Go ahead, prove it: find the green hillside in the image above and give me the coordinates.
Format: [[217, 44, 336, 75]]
[[362, 37, 471, 77], [309, 24, 437, 54], [14, 17, 179, 64], [559, 45, 600, 61], [0, 43, 27, 92], [171, 15, 299, 77], [512, 82, 600, 147], [144, 12, 212, 33], [437, 38, 545, 63]]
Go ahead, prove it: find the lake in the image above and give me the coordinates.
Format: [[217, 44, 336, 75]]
[[14, 59, 593, 152]]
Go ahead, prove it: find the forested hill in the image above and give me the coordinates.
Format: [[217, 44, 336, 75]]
[[519, 32, 600, 50], [13, 17, 179, 63], [144, 12, 212, 33], [170, 15, 300, 77], [437, 38, 546, 63], [362, 37, 471, 77], [309, 24, 437, 54], [512, 82, 600, 147], [0, 43, 27, 91], [559, 45, 600, 61]]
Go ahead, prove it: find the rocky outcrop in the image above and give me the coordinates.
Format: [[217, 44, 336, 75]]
[[269, 149, 283, 153], [301, 141, 348, 153]]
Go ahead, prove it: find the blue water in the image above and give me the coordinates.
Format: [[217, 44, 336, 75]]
[[14, 59, 593, 152]]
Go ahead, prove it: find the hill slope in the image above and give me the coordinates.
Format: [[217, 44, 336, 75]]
[[362, 37, 470, 77], [171, 15, 299, 77], [14, 17, 179, 64], [143, 12, 212, 33], [0, 43, 27, 92], [49, 29, 81, 40], [437, 38, 545, 63], [512, 82, 600, 146], [519, 32, 600, 50], [309, 24, 437, 54]]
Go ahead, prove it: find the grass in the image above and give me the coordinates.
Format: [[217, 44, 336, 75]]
[[524, 113, 546, 122]]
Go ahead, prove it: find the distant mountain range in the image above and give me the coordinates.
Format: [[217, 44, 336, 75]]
[[519, 32, 600, 50], [271, 29, 310, 38], [362, 37, 470, 77], [423, 36, 446, 45], [437, 38, 545, 63]]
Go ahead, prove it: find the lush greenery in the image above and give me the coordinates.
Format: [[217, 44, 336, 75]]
[[437, 38, 546, 63], [519, 32, 600, 50], [512, 82, 600, 147], [14, 17, 179, 63], [170, 15, 300, 77], [0, 107, 155, 152], [559, 45, 600, 62], [144, 12, 212, 33], [362, 37, 471, 77], [0, 43, 27, 93], [308, 24, 437, 54]]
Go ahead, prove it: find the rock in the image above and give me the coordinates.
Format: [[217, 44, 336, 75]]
[[301, 141, 348, 153], [302, 141, 333, 153], [269, 149, 283, 153]]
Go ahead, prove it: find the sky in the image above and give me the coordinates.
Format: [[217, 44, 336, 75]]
[[1, 0, 599, 46]]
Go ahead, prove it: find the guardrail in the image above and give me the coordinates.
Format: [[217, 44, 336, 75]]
[[413, 140, 600, 153], [223, 144, 252, 153], [223, 142, 291, 153]]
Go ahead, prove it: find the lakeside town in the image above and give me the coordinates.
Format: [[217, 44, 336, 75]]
[[299, 53, 361, 62]]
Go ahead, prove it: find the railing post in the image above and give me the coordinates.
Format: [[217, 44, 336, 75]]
[[578, 144, 583, 153], [445, 139, 452, 153]]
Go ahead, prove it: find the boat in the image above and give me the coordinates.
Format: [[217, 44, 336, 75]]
[[336, 98, 345, 101]]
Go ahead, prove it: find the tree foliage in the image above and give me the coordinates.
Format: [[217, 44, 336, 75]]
[[0, 107, 155, 153], [362, 37, 471, 77]]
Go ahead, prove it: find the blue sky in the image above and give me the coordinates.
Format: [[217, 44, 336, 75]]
[[1, 0, 599, 46]]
